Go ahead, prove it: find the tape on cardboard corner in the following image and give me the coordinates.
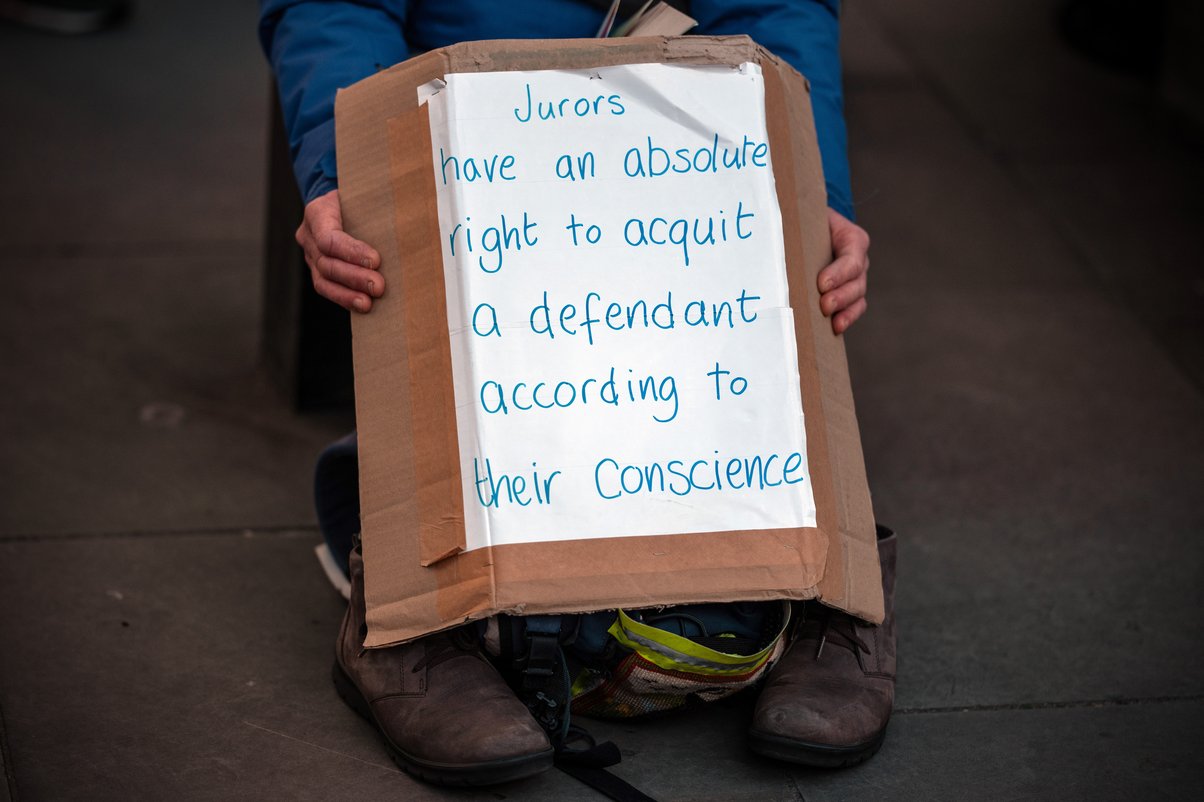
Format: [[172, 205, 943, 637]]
[[387, 107, 467, 568]]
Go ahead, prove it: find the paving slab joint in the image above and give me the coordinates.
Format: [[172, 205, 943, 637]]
[[896, 693, 1204, 716]]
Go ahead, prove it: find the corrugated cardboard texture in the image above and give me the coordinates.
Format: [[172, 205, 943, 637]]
[[335, 36, 882, 647]]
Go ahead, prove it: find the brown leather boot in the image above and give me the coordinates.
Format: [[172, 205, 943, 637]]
[[332, 545, 554, 785], [749, 525, 897, 768]]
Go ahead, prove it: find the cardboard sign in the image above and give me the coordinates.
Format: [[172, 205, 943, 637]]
[[336, 37, 881, 646]]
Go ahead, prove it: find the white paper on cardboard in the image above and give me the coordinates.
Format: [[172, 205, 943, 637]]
[[422, 62, 816, 550]]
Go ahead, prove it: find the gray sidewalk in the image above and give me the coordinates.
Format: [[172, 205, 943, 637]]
[[1, 1, 1202, 800]]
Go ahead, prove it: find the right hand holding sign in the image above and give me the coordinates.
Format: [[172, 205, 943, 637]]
[[296, 189, 384, 313]]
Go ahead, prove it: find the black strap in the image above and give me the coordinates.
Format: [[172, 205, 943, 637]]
[[512, 617, 573, 744], [555, 727, 660, 802], [557, 763, 658, 802], [500, 616, 659, 800], [522, 629, 562, 689]]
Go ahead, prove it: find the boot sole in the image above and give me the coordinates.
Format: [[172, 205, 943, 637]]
[[332, 659, 555, 786], [747, 727, 887, 769]]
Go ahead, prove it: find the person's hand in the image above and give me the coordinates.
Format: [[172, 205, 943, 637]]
[[296, 189, 384, 312], [817, 208, 870, 334]]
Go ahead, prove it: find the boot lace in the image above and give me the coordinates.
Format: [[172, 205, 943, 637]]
[[798, 603, 869, 661], [411, 626, 484, 673]]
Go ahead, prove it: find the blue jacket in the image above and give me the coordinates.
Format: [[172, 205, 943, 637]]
[[259, 0, 853, 219]]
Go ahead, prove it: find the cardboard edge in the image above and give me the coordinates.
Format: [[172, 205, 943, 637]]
[[753, 43, 882, 625]]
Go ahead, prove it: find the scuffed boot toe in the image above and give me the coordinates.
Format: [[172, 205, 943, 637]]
[[750, 680, 891, 767], [749, 527, 898, 769], [335, 546, 554, 787]]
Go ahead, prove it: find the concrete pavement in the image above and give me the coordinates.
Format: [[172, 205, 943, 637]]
[[1, 1, 1201, 799]]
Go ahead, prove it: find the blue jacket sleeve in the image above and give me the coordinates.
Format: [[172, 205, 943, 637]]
[[260, 1, 853, 216], [259, 0, 411, 203], [691, 0, 853, 219]]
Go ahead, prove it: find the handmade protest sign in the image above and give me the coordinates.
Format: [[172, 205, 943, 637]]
[[339, 37, 882, 645], [421, 62, 816, 550]]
